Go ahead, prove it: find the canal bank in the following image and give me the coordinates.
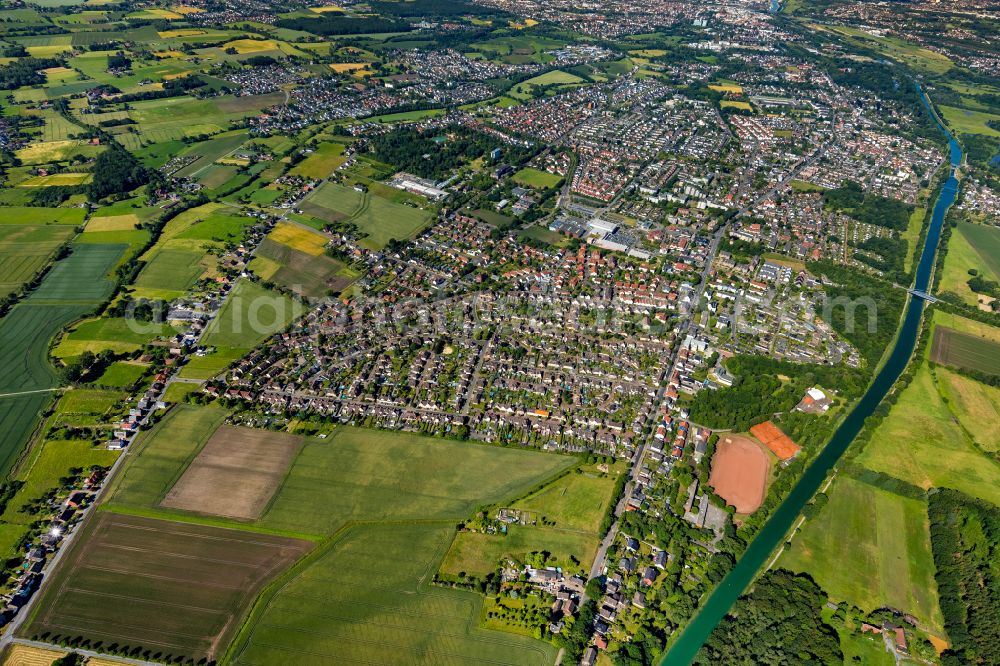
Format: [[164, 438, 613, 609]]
[[659, 88, 962, 665]]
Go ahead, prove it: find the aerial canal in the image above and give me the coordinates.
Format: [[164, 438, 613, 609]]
[[659, 87, 962, 665]]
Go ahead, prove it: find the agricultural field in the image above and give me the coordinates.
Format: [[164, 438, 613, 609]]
[[937, 221, 1000, 306], [108, 410, 576, 537], [160, 426, 304, 521], [200, 279, 302, 350], [22, 512, 314, 664], [133, 247, 207, 294], [302, 182, 432, 249], [104, 404, 228, 510], [856, 363, 1000, 506], [0, 242, 124, 472], [513, 167, 562, 190], [0, 224, 75, 298], [252, 237, 357, 298], [289, 142, 348, 179], [930, 326, 1000, 375], [227, 523, 557, 666], [779, 474, 943, 634]]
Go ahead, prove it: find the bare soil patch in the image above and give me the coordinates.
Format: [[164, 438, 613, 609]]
[[708, 434, 770, 514], [22, 512, 312, 663], [160, 425, 303, 520]]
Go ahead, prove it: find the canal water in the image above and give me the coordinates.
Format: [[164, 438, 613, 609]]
[[659, 89, 962, 665]]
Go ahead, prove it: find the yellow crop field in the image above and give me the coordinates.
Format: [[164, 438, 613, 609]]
[[172, 5, 204, 13], [310, 5, 345, 11], [1, 644, 66, 666], [223, 39, 279, 54], [154, 50, 186, 58], [16, 140, 80, 164], [135, 8, 183, 19], [20, 173, 92, 187], [269, 221, 328, 256], [86, 214, 140, 232], [163, 70, 194, 80], [721, 100, 753, 111], [710, 83, 744, 94], [329, 63, 369, 73], [157, 29, 204, 38]]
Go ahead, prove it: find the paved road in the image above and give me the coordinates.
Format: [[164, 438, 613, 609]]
[[583, 224, 728, 597]]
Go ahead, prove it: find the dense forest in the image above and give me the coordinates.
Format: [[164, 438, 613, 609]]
[[928, 489, 1000, 666], [688, 355, 864, 432], [695, 569, 843, 664], [823, 180, 913, 230], [87, 146, 150, 201], [0, 57, 60, 89], [275, 15, 411, 36], [368, 126, 533, 181]]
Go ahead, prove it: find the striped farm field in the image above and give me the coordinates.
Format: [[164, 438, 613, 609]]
[[930, 326, 1000, 376], [0, 242, 124, 474]]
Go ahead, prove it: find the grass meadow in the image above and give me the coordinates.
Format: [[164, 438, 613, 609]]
[[779, 474, 943, 634], [200, 279, 302, 350], [856, 363, 1000, 506], [227, 523, 558, 666]]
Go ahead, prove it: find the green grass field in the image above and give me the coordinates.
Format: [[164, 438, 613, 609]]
[[133, 247, 206, 294], [303, 182, 432, 249], [935, 367, 1000, 453], [290, 142, 347, 179], [856, 363, 1000, 506], [177, 346, 244, 380], [512, 463, 623, 532], [257, 427, 576, 535], [937, 222, 1000, 305], [200, 279, 303, 350], [513, 167, 562, 190], [940, 106, 1000, 138], [93, 361, 147, 387], [780, 474, 943, 634], [227, 523, 557, 666], [0, 207, 85, 226], [440, 525, 597, 577]]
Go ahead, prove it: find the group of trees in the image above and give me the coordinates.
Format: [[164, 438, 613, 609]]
[[928, 489, 1000, 666], [688, 355, 862, 433], [275, 15, 411, 36], [367, 126, 533, 181], [807, 259, 906, 368], [695, 569, 843, 664], [87, 145, 150, 201], [823, 180, 913, 231], [0, 57, 61, 89]]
